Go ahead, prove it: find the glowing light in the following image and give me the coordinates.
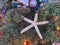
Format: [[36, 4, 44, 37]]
[[56, 27, 60, 31], [24, 41, 26, 45], [23, 40, 30, 45]]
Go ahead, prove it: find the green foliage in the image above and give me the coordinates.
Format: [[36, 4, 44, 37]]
[[38, 2, 60, 42], [0, 1, 60, 45]]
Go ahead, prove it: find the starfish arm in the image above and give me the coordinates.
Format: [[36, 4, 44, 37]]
[[20, 24, 34, 34], [34, 13, 38, 22], [22, 16, 33, 23], [34, 25, 43, 39], [37, 21, 49, 25]]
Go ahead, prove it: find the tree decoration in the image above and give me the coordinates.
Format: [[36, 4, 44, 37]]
[[0, 0, 60, 45], [56, 27, 60, 31], [29, 0, 37, 7], [17, 0, 29, 6], [43, 0, 48, 3], [47, 16, 58, 22], [39, 0, 42, 2], [12, 0, 18, 8], [20, 13, 49, 39], [2, 6, 5, 17], [40, 3, 44, 6], [23, 40, 30, 45], [53, 16, 58, 21], [52, 42, 60, 45], [17, 0, 37, 7]]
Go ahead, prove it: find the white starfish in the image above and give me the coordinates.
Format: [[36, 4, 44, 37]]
[[20, 13, 49, 39]]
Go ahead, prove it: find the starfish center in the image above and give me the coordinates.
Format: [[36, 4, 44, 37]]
[[32, 22, 37, 26]]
